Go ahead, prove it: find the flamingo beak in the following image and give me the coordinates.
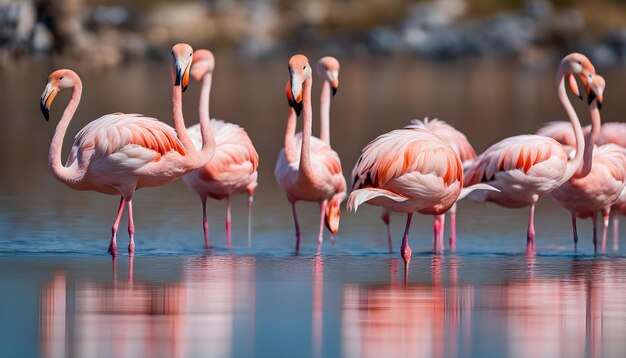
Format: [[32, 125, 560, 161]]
[[331, 78, 338, 96], [40, 83, 58, 121], [588, 90, 603, 110], [285, 80, 302, 116], [174, 57, 191, 92], [567, 73, 582, 101]]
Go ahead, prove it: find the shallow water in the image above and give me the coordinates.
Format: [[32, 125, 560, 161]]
[[2, 55, 626, 357]]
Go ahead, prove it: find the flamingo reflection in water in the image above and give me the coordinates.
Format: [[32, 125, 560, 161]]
[[39, 257, 256, 358]]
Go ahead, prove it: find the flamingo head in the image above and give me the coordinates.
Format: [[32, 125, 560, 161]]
[[325, 197, 342, 234], [40, 69, 78, 121], [285, 80, 302, 116], [190, 49, 215, 82], [316, 56, 340, 96], [288, 54, 311, 110], [587, 74, 605, 110], [171, 43, 194, 92], [560, 53, 595, 99]]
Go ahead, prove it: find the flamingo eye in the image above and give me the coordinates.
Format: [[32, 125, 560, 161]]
[[59, 76, 64, 80], [303, 65, 307, 70]]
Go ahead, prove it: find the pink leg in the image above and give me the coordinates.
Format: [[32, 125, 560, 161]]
[[401, 213, 414, 284], [317, 200, 327, 245], [226, 195, 232, 249], [601, 207, 610, 253], [381, 210, 392, 253], [127, 199, 135, 255], [291, 202, 301, 254], [526, 203, 536, 255], [108, 196, 125, 258], [202, 198, 210, 248], [571, 213, 578, 247], [612, 213, 619, 251], [247, 194, 253, 249], [449, 203, 457, 253], [592, 212, 598, 253], [433, 214, 445, 254]]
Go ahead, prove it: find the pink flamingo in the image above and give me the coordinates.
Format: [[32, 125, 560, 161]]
[[539, 76, 626, 252], [463, 53, 596, 254], [182, 49, 259, 249], [275, 54, 347, 253], [381, 118, 477, 253], [40, 43, 215, 257], [316, 56, 339, 145], [348, 124, 465, 278]]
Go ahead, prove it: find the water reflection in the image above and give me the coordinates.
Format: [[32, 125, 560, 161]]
[[39, 256, 255, 358], [341, 257, 626, 358]]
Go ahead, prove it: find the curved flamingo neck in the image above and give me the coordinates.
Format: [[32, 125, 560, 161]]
[[575, 100, 601, 178], [298, 76, 315, 181], [49, 79, 87, 184], [199, 72, 212, 123], [557, 67, 585, 181], [319, 80, 331, 145], [284, 107, 298, 164]]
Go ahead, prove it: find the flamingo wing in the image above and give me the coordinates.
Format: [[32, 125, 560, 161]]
[[66, 113, 185, 167], [464, 135, 564, 186], [598, 122, 626, 148], [351, 128, 462, 191]]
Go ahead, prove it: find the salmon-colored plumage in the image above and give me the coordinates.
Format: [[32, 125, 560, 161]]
[[182, 49, 259, 249], [40, 44, 215, 258]]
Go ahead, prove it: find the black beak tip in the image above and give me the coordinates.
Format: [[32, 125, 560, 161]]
[[40, 100, 50, 121], [182, 83, 188, 93], [332, 87, 337, 96], [577, 93, 583, 101], [588, 91, 597, 106], [598, 101, 603, 111]]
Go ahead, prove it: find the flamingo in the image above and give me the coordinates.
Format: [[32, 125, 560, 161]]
[[381, 118, 477, 253], [181, 49, 259, 249], [316, 56, 339, 145], [40, 43, 215, 257], [538, 76, 626, 252], [275, 54, 347, 253], [463, 53, 596, 254], [348, 124, 466, 278]]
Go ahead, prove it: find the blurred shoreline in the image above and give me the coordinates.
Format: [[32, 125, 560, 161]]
[[1, 0, 626, 68]]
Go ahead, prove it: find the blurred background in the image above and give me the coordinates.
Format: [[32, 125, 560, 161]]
[[1, 0, 626, 67]]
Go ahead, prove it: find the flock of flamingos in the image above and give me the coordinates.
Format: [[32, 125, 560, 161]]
[[40, 42, 626, 275]]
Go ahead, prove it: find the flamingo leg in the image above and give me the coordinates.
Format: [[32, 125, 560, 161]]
[[526, 203, 536, 255], [571, 213, 578, 247], [401, 213, 414, 284], [108, 196, 126, 258], [291, 202, 301, 254], [381, 210, 392, 253], [592, 212, 598, 253], [202, 198, 210, 248], [318, 200, 327, 245], [601, 207, 610, 253], [127, 199, 135, 256], [449, 203, 457, 253], [226, 195, 232, 249], [433, 214, 445, 254], [247, 193, 253, 249], [612, 212, 619, 251]]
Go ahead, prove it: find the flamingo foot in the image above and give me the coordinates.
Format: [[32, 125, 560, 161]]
[[330, 234, 336, 247], [401, 240, 412, 283], [295, 231, 301, 255], [128, 242, 135, 256], [526, 230, 536, 255], [108, 239, 118, 258]]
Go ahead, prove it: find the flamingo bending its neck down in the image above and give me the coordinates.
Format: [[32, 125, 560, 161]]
[[381, 118, 478, 253], [348, 124, 465, 279], [182, 50, 259, 249], [539, 76, 626, 252], [275, 54, 347, 253], [316, 56, 339, 146], [40, 43, 215, 257], [463, 53, 596, 254]]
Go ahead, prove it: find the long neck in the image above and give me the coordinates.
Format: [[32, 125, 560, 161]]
[[49, 82, 87, 184], [574, 101, 601, 178], [558, 68, 586, 181], [284, 107, 298, 164], [298, 76, 315, 181], [172, 85, 196, 152], [199, 72, 211, 123], [319, 80, 331, 145]]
